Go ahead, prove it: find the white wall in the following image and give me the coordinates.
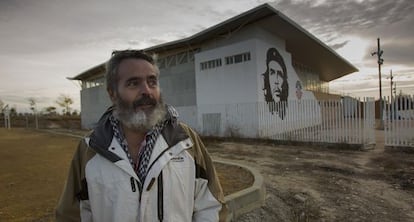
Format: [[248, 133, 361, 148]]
[[195, 39, 258, 105], [195, 39, 260, 136], [193, 33, 322, 137], [80, 85, 112, 129]]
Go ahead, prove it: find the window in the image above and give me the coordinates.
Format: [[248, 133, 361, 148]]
[[225, 52, 251, 65], [166, 55, 176, 67], [177, 52, 188, 64], [243, 52, 251, 61], [234, 54, 243, 63], [200, 58, 222, 71], [225, 56, 234, 65], [158, 58, 166, 69]]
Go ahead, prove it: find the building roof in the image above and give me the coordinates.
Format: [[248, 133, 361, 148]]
[[70, 3, 358, 81]]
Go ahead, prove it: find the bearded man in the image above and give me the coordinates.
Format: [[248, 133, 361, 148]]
[[56, 50, 225, 222]]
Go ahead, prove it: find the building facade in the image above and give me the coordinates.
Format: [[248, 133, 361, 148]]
[[70, 3, 357, 137]]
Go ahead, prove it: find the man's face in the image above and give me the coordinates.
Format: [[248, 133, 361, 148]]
[[268, 60, 285, 103], [111, 58, 165, 131]]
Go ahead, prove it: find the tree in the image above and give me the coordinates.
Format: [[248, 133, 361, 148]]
[[10, 107, 17, 116], [71, 110, 80, 116], [45, 106, 57, 116], [56, 94, 74, 115], [28, 97, 37, 113], [0, 99, 4, 114], [28, 97, 38, 129]]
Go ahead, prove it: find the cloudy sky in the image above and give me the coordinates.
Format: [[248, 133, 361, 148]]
[[1, 0, 413, 113]]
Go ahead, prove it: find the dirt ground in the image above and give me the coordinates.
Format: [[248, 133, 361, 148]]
[[0, 128, 251, 222], [1, 128, 413, 221], [206, 131, 414, 222]]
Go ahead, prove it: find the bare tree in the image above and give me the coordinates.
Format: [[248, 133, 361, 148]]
[[45, 106, 57, 116], [28, 97, 36, 113], [56, 94, 74, 115], [28, 97, 38, 129]]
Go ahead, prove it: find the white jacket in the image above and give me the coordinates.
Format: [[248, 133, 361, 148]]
[[56, 109, 225, 222]]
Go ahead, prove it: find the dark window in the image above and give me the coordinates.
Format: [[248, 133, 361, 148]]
[[234, 54, 243, 63]]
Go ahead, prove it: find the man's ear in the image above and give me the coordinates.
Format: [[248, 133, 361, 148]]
[[108, 89, 117, 103]]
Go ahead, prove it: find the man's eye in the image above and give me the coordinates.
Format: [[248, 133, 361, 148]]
[[277, 70, 283, 77], [148, 79, 158, 87], [126, 80, 139, 87]]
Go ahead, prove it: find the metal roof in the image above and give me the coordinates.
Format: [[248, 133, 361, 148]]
[[70, 3, 357, 81]]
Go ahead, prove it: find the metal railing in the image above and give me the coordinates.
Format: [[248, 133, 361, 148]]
[[177, 98, 376, 146], [384, 95, 414, 148]]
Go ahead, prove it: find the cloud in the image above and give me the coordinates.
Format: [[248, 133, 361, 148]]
[[273, 0, 414, 70], [329, 40, 349, 50], [1, 0, 413, 112]]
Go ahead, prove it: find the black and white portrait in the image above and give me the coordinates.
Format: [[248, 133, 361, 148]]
[[262, 47, 289, 119]]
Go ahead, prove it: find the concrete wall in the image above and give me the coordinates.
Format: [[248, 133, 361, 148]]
[[195, 39, 258, 105], [195, 39, 259, 136], [159, 61, 197, 107], [192, 26, 321, 137], [80, 85, 111, 129]]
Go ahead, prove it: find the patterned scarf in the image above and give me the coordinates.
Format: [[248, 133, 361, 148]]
[[109, 104, 178, 184]]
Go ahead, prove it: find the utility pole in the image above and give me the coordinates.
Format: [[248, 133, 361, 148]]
[[390, 69, 393, 99], [390, 69, 394, 121], [393, 82, 397, 97], [371, 38, 384, 129]]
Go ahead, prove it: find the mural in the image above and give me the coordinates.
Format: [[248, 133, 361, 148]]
[[262, 47, 289, 119]]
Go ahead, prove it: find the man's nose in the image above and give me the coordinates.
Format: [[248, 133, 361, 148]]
[[140, 81, 151, 95]]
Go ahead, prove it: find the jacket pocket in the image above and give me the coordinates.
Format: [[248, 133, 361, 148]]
[[163, 152, 195, 221]]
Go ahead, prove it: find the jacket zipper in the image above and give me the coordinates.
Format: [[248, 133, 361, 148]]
[[158, 171, 164, 221], [130, 177, 143, 201]]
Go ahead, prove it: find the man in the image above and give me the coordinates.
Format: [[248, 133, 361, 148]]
[[56, 50, 225, 221], [262, 47, 289, 119]]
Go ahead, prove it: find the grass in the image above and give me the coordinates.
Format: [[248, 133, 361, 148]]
[[0, 128, 251, 221]]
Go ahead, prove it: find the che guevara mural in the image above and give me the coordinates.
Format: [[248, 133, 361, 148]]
[[260, 46, 318, 125], [262, 47, 289, 119]]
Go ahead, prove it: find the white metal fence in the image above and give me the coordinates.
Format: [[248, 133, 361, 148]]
[[384, 95, 414, 147], [177, 98, 376, 145]]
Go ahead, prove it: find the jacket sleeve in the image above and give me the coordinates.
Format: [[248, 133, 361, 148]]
[[55, 139, 94, 222], [181, 124, 227, 222]]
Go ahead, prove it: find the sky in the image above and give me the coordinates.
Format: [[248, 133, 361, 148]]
[[1, 0, 413, 113]]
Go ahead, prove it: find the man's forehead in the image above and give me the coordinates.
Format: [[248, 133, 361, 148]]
[[117, 59, 158, 76], [268, 61, 283, 69], [119, 58, 155, 69], [118, 72, 158, 81]]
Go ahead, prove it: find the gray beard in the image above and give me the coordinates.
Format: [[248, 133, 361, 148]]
[[113, 98, 166, 132]]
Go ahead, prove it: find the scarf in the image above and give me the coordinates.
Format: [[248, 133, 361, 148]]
[[109, 104, 178, 185]]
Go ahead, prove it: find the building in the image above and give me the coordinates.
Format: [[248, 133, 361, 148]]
[[70, 3, 358, 137]]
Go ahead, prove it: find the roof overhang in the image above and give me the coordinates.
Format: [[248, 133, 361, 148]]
[[68, 63, 106, 81], [70, 3, 357, 82]]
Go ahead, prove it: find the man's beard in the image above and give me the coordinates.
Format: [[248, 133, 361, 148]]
[[272, 86, 281, 103], [113, 95, 166, 132]]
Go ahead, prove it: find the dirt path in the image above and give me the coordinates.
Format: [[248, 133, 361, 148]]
[[207, 130, 414, 221]]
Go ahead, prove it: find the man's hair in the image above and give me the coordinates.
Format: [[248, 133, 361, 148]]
[[105, 49, 159, 93]]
